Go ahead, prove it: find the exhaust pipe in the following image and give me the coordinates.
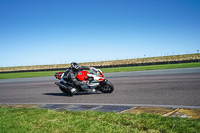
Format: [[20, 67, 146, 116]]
[[55, 82, 69, 90]]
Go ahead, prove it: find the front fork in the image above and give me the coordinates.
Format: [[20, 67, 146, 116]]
[[98, 79, 108, 89]]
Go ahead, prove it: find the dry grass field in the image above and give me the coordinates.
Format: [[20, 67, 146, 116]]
[[0, 53, 200, 72]]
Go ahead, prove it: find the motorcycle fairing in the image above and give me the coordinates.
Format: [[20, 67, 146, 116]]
[[76, 71, 89, 81]]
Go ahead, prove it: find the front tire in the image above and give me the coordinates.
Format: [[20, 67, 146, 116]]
[[100, 81, 114, 93]]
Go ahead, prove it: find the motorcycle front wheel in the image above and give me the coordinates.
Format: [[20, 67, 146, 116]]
[[99, 81, 114, 93]]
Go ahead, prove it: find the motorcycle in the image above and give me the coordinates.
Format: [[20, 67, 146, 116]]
[[54, 67, 114, 96]]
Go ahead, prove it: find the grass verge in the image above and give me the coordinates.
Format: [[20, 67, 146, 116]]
[[101, 62, 200, 73], [0, 62, 200, 79], [0, 107, 200, 133], [0, 71, 59, 79]]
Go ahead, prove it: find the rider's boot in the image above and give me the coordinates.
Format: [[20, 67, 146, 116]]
[[71, 88, 76, 93], [67, 86, 76, 96], [59, 81, 76, 96]]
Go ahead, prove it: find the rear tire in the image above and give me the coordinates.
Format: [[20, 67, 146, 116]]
[[59, 87, 74, 96], [100, 81, 114, 93]]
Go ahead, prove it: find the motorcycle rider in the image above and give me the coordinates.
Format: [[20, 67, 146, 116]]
[[60, 62, 91, 93]]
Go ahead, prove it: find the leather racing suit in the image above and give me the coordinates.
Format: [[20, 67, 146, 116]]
[[61, 66, 90, 87]]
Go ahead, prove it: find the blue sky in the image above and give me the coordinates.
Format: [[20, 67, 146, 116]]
[[0, 0, 200, 67]]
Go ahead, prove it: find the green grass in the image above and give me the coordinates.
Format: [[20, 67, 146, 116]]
[[0, 71, 60, 79], [0, 107, 199, 133], [0, 62, 200, 79], [101, 62, 200, 73]]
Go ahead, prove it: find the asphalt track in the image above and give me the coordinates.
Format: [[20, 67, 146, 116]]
[[0, 67, 200, 112]]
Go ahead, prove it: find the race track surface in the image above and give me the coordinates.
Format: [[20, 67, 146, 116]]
[[0, 67, 200, 108]]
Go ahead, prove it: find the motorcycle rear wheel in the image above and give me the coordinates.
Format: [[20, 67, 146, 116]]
[[100, 81, 114, 93], [59, 87, 74, 96]]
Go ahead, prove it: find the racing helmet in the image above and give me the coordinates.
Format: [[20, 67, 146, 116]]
[[70, 62, 80, 72]]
